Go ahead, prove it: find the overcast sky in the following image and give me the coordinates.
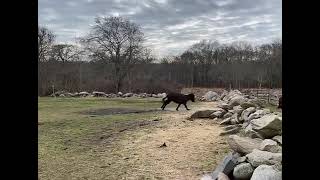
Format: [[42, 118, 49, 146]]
[[38, 0, 282, 58]]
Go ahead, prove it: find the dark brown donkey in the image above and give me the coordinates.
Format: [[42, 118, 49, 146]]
[[161, 93, 195, 111]]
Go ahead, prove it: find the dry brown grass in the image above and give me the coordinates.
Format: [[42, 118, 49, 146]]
[[38, 98, 230, 180]]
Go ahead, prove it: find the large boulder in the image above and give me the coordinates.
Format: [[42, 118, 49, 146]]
[[202, 91, 219, 101], [232, 163, 254, 180], [233, 105, 244, 114], [217, 172, 230, 180], [247, 109, 271, 121], [218, 103, 232, 110], [220, 117, 232, 125], [240, 101, 256, 109], [92, 91, 107, 97], [272, 136, 282, 145], [251, 114, 282, 139], [223, 124, 241, 131], [223, 112, 233, 119], [244, 124, 264, 139], [259, 139, 281, 153], [241, 107, 256, 122], [246, 149, 282, 167], [229, 96, 247, 108], [223, 90, 242, 102], [191, 110, 216, 119], [219, 127, 240, 136], [210, 111, 226, 119], [117, 92, 123, 96], [158, 93, 167, 98], [247, 98, 264, 108], [230, 113, 241, 124], [250, 165, 282, 180], [227, 135, 262, 155], [123, 93, 133, 97], [219, 90, 229, 100], [79, 91, 90, 97], [210, 152, 240, 179]]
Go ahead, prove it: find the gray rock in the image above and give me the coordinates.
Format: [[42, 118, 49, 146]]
[[123, 93, 133, 97], [230, 113, 241, 124], [272, 162, 282, 171], [236, 156, 247, 163], [223, 112, 233, 119], [92, 91, 107, 97], [217, 172, 230, 180], [219, 127, 240, 136], [247, 99, 264, 108], [248, 109, 271, 121], [241, 107, 256, 122], [79, 91, 90, 97], [191, 110, 216, 119], [259, 139, 281, 153], [246, 149, 282, 167], [223, 90, 242, 102], [242, 122, 249, 128], [218, 103, 231, 110], [227, 135, 262, 155], [233, 163, 254, 179], [220, 90, 229, 100], [202, 91, 219, 101], [251, 114, 282, 139], [229, 96, 247, 108], [233, 105, 244, 114], [272, 136, 282, 145], [117, 92, 123, 96], [240, 101, 256, 109], [210, 111, 225, 118], [224, 125, 241, 131], [220, 117, 232, 125], [211, 152, 240, 179], [158, 93, 167, 98], [250, 165, 282, 180]]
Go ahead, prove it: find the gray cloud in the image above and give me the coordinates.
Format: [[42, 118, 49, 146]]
[[39, 0, 282, 58]]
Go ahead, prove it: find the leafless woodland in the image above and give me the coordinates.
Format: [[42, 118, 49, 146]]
[[38, 16, 282, 96]]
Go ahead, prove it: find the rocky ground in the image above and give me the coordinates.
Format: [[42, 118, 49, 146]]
[[188, 89, 282, 180]]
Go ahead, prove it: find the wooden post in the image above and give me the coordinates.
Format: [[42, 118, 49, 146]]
[[52, 84, 55, 98]]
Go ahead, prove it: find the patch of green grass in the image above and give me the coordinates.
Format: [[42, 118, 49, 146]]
[[38, 97, 162, 179]]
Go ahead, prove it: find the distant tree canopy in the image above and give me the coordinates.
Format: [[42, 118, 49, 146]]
[[38, 16, 282, 96]]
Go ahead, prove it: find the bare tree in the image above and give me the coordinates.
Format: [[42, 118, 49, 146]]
[[81, 16, 144, 92], [50, 44, 84, 62], [38, 26, 55, 62]]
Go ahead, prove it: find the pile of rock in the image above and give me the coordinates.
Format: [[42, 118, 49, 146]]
[[193, 90, 282, 179], [201, 131, 282, 180], [50, 91, 167, 99]]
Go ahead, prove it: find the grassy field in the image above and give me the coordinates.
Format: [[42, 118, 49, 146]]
[[38, 97, 230, 179]]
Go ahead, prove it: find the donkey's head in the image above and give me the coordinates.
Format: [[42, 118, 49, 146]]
[[188, 93, 195, 102]]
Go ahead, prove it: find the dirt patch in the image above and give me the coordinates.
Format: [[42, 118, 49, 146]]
[[80, 108, 162, 116], [93, 103, 231, 179]]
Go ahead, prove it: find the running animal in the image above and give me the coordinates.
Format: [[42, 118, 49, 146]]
[[161, 93, 195, 111]]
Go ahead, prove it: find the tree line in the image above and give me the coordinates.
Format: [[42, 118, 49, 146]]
[[38, 16, 282, 96]]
